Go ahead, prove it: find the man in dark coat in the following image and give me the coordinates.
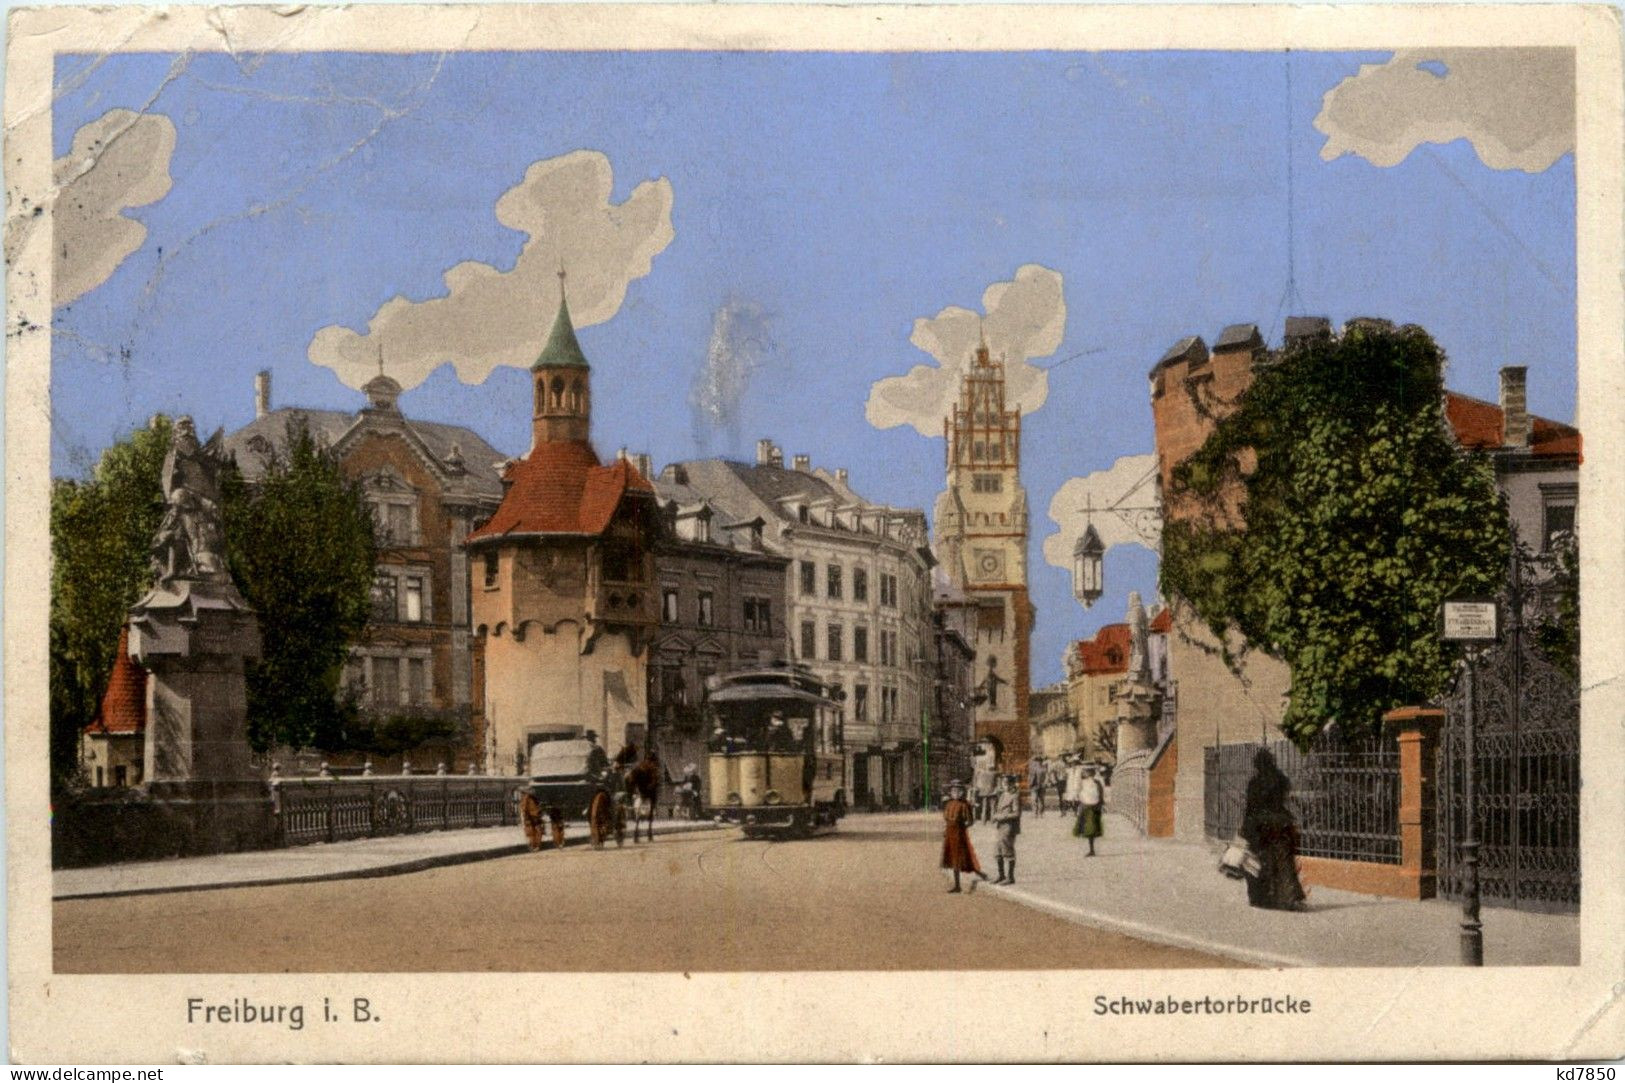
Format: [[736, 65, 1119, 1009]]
[[940, 781, 986, 893]]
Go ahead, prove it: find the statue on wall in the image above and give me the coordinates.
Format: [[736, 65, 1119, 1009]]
[[1125, 590, 1150, 683], [150, 416, 231, 585]]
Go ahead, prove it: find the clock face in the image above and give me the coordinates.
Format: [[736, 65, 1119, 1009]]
[[975, 550, 1005, 580]]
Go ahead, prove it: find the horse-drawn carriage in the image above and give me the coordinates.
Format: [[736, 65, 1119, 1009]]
[[525, 735, 662, 848], [704, 662, 847, 838]]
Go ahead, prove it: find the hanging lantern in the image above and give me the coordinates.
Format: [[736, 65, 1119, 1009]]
[[1072, 523, 1105, 608]]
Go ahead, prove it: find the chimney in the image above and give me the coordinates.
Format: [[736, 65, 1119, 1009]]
[[792, 454, 811, 471], [255, 370, 271, 419], [769, 445, 783, 468], [835, 468, 849, 485], [634, 452, 652, 479], [1500, 366, 1530, 448], [757, 438, 775, 466]]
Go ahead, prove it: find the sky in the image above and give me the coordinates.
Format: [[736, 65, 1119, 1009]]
[[47, 49, 1577, 686]]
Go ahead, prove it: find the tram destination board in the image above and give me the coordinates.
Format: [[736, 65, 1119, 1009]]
[[1440, 597, 1501, 643]]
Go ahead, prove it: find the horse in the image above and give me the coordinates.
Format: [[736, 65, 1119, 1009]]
[[627, 751, 662, 843], [588, 768, 626, 849]]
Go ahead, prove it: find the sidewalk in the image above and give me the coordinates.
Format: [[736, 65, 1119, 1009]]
[[966, 811, 1579, 968], [53, 818, 721, 900]]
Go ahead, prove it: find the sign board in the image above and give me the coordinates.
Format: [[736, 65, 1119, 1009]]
[[1441, 598, 1501, 642]]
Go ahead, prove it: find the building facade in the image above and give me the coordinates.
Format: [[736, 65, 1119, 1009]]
[[224, 369, 508, 772], [648, 485, 792, 797], [928, 568, 979, 801], [933, 340, 1036, 775], [1150, 318, 1581, 839], [657, 447, 937, 807], [466, 286, 659, 775]]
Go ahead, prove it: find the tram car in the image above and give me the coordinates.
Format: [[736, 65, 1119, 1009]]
[[705, 663, 847, 837]]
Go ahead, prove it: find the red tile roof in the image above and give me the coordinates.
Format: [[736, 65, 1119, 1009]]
[[1075, 623, 1132, 676], [1150, 607, 1172, 635], [467, 441, 653, 541], [86, 627, 146, 735], [1444, 392, 1581, 459]]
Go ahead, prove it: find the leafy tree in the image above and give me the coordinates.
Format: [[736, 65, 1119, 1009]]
[[49, 417, 174, 788], [221, 420, 377, 752], [1161, 322, 1510, 745]]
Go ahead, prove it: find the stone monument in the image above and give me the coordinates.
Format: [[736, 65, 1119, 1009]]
[[126, 418, 270, 848], [1113, 591, 1164, 760]]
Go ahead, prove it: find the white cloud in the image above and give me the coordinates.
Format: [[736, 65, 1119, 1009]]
[[865, 264, 1064, 437], [1314, 48, 1573, 173], [308, 150, 674, 390], [48, 109, 177, 306], [1042, 453, 1162, 572]]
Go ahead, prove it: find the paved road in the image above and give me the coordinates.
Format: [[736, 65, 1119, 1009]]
[[54, 814, 1242, 972]]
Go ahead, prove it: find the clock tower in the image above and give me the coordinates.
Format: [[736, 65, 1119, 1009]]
[[933, 337, 1034, 774]]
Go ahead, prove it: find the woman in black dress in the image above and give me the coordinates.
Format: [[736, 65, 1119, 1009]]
[[1239, 748, 1307, 910]]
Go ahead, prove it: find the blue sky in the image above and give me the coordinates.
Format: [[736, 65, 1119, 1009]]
[[49, 50, 1576, 685]]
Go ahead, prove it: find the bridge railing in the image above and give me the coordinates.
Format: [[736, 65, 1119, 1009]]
[[269, 775, 522, 846]]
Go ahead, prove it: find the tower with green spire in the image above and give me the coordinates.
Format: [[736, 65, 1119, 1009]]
[[531, 270, 593, 449]]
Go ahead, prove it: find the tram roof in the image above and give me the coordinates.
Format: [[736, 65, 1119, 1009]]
[[708, 683, 835, 707]]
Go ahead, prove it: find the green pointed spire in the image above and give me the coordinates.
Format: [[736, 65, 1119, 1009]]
[[533, 269, 589, 370]]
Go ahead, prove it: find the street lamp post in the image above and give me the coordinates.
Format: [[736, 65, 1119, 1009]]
[[1441, 595, 1500, 967]]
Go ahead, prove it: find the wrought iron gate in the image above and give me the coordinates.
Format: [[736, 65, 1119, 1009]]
[[1438, 562, 1580, 913]]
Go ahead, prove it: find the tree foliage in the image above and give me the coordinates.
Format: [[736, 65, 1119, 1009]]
[[221, 420, 377, 752], [1160, 323, 1510, 745], [49, 417, 174, 787]]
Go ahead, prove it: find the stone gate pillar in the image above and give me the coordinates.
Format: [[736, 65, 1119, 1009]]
[[1382, 706, 1444, 900]]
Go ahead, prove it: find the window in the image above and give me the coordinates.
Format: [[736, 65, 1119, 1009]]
[[371, 575, 398, 623], [853, 626, 869, 663], [854, 684, 869, 722], [114, 765, 128, 788], [659, 665, 687, 706], [1543, 502, 1576, 551], [798, 505, 810, 524], [853, 567, 868, 602], [482, 551, 498, 589], [827, 564, 843, 600], [800, 561, 817, 596], [827, 623, 843, 662], [373, 657, 400, 709], [407, 657, 428, 706], [880, 573, 898, 608], [386, 503, 414, 546], [403, 577, 424, 623], [663, 588, 680, 623], [800, 621, 817, 661], [876, 629, 894, 668], [698, 591, 714, 627], [880, 685, 894, 723], [602, 542, 643, 583], [973, 473, 1003, 493], [743, 597, 772, 635]]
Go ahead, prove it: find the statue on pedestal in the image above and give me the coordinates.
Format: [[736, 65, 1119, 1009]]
[[150, 416, 231, 587]]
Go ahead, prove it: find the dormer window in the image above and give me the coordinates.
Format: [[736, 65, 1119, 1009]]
[[798, 505, 809, 524]]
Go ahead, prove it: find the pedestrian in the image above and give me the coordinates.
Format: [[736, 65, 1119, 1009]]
[[1027, 754, 1047, 816], [1048, 756, 1068, 812], [1065, 755, 1086, 814], [940, 780, 986, 893], [992, 774, 1022, 884], [973, 754, 998, 823], [519, 786, 546, 851], [1239, 748, 1307, 910], [1074, 764, 1105, 856]]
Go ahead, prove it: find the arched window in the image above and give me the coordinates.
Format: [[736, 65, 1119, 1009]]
[[568, 378, 584, 413], [550, 375, 565, 409]]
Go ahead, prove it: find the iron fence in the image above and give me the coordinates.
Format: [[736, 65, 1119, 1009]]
[[271, 776, 521, 846], [1112, 750, 1150, 835], [1205, 731, 1400, 864]]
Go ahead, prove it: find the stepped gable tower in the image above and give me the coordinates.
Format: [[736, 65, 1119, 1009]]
[[932, 330, 1034, 775]]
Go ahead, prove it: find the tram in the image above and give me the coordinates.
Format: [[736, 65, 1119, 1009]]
[[705, 662, 847, 837]]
